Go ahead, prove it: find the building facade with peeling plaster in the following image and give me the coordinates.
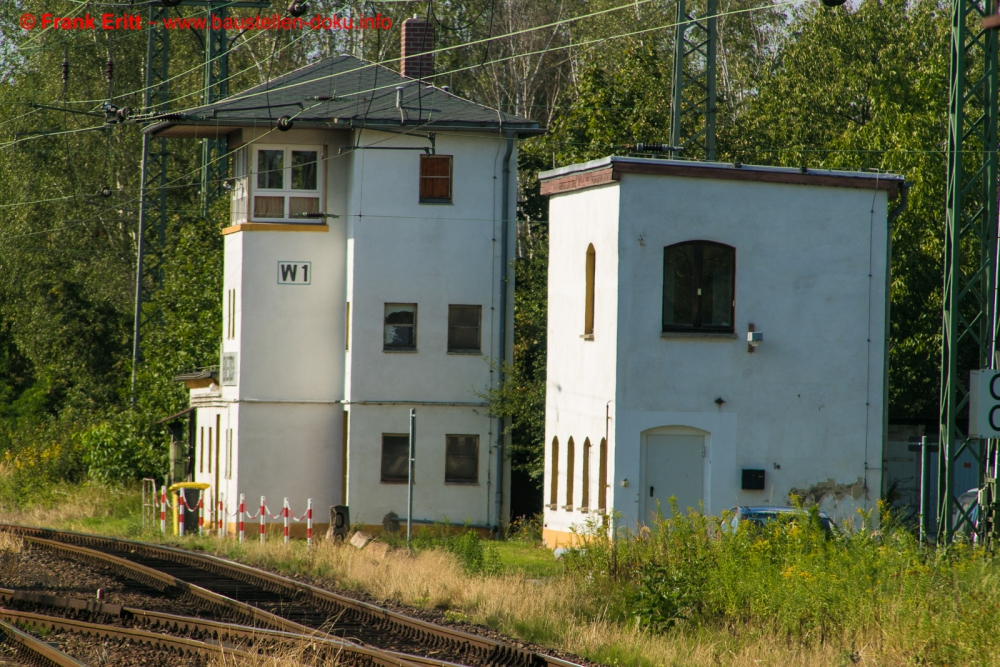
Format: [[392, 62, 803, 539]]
[[537, 157, 906, 548], [153, 24, 544, 535]]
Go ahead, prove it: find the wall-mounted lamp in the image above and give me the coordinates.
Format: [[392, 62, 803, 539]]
[[621, 478, 629, 488], [747, 322, 763, 353]]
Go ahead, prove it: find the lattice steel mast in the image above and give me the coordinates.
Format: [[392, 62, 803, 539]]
[[132, 0, 269, 400], [670, 0, 717, 160], [938, 1, 1000, 543]]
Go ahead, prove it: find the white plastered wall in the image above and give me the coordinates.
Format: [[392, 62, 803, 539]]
[[543, 183, 621, 538], [543, 169, 889, 542], [342, 128, 516, 528]]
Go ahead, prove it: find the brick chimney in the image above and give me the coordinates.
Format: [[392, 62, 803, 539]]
[[401, 17, 433, 80]]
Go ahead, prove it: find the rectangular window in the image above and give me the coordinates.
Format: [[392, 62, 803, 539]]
[[419, 155, 453, 203], [384, 303, 417, 351], [447, 305, 481, 353], [252, 146, 323, 221], [445, 435, 479, 484], [662, 241, 735, 333], [257, 150, 284, 189], [381, 434, 410, 484]]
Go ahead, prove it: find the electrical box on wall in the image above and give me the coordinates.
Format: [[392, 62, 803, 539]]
[[742, 468, 765, 490]]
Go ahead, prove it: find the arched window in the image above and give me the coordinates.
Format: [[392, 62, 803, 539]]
[[549, 437, 559, 507], [581, 438, 591, 509], [663, 241, 735, 333], [565, 437, 576, 509], [598, 438, 608, 512], [584, 244, 596, 336]]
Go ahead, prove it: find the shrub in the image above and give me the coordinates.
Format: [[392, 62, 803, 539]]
[[80, 410, 166, 484]]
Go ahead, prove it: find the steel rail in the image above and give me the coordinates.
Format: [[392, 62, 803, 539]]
[[0, 616, 89, 667], [22, 536, 325, 637], [0, 525, 584, 667], [0, 588, 460, 667], [0, 608, 255, 663]]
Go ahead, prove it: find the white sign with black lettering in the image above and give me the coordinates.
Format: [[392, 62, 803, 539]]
[[969, 369, 1000, 438], [277, 261, 311, 285]]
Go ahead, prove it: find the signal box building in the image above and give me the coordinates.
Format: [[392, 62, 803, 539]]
[[154, 26, 541, 534], [537, 157, 905, 548]]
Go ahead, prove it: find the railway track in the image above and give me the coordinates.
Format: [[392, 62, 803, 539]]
[[0, 616, 88, 667], [0, 524, 580, 667], [0, 588, 459, 667]]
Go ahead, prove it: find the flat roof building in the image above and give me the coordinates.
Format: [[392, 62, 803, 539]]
[[537, 157, 905, 548]]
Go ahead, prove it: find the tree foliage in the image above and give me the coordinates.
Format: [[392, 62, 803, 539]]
[[0, 0, 961, 499]]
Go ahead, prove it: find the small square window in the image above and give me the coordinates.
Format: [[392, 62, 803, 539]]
[[384, 303, 417, 351], [448, 305, 481, 353], [420, 155, 453, 203], [381, 434, 410, 483], [446, 435, 479, 484]]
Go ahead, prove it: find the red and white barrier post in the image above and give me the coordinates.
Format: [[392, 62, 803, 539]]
[[260, 496, 266, 544], [218, 494, 225, 538], [159, 485, 166, 534], [238, 494, 245, 544], [306, 498, 313, 548], [198, 496, 204, 537], [283, 498, 290, 544], [178, 493, 185, 537]]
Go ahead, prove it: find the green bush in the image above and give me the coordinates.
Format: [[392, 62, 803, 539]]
[[80, 411, 166, 484], [565, 503, 1000, 660]]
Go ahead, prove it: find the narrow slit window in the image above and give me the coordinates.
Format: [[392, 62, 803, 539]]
[[581, 438, 591, 509], [200, 427, 205, 473], [565, 437, 575, 509], [598, 438, 608, 512], [550, 437, 559, 507], [207, 427, 212, 473], [381, 434, 410, 483], [445, 435, 479, 484], [585, 244, 595, 336], [419, 155, 453, 203]]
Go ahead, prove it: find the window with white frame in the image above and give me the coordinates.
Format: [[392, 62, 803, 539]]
[[252, 145, 323, 221]]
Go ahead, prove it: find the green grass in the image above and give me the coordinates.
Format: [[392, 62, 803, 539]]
[[13, 484, 1000, 666], [492, 540, 562, 577]]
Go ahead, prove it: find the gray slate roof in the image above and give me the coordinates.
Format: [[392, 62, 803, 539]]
[[145, 54, 543, 136]]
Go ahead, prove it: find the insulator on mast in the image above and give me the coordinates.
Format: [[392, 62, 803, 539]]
[[106, 58, 114, 83]]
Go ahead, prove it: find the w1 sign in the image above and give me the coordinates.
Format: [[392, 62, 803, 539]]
[[969, 370, 1000, 438]]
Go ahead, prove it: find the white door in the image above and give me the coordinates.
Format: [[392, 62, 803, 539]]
[[643, 434, 704, 520]]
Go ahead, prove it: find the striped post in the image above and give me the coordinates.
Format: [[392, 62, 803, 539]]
[[218, 494, 225, 539], [260, 496, 266, 544], [306, 499, 313, 548], [159, 485, 166, 534], [197, 496, 204, 537], [238, 493, 245, 544], [178, 493, 185, 537], [283, 498, 290, 544]]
